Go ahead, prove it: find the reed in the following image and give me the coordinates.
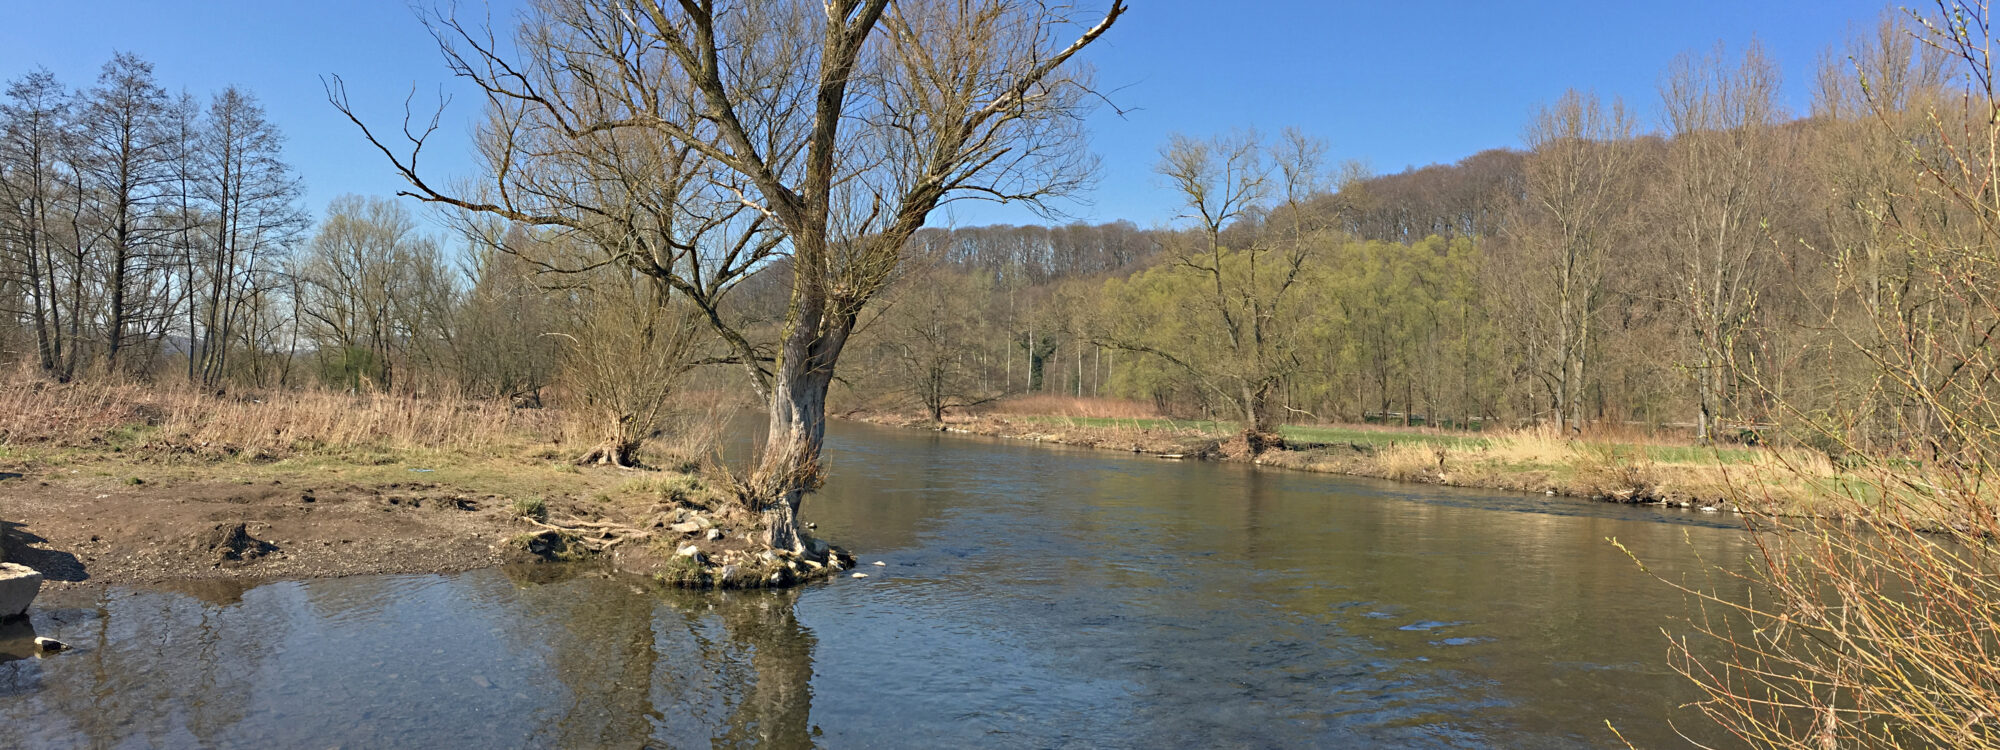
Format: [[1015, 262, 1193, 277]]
[[0, 377, 561, 459], [981, 394, 1162, 420]]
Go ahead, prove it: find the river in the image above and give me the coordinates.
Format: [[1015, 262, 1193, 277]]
[[1, 420, 1757, 748]]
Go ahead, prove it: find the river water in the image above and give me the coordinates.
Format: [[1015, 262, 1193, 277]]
[[1, 421, 1758, 748]]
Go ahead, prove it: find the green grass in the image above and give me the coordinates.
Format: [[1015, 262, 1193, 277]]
[[1640, 444, 1761, 465], [511, 496, 549, 521]]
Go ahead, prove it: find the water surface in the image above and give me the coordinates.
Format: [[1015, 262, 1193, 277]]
[[1, 421, 1755, 748]]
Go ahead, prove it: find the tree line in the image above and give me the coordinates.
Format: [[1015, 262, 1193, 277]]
[[846, 16, 1980, 460], [7, 10, 1978, 470], [0, 54, 308, 386], [0, 55, 600, 410]]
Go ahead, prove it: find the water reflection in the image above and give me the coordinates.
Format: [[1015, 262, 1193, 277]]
[[2, 566, 826, 749], [0, 618, 36, 666], [0, 422, 1762, 748]]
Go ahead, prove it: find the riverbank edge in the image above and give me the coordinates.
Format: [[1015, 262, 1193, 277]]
[[847, 412, 1784, 515], [0, 461, 853, 593]]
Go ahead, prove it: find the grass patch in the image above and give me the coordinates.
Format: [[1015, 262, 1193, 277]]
[[1640, 444, 1760, 465], [511, 496, 549, 522]]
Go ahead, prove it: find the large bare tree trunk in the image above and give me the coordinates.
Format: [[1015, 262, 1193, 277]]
[[757, 367, 835, 552], [754, 299, 851, 551]]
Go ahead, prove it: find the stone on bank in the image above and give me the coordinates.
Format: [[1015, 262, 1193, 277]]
[[0, 562, 43, 620]]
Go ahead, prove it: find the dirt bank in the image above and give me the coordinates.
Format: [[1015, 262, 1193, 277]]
[[0, 457, 850, 591], [1, 474, 528, 589], [0, 382, 856, 591]]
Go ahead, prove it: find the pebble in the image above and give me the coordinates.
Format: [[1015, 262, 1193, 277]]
[[850, 572, 868, 579], [872, 561, 886, 566]]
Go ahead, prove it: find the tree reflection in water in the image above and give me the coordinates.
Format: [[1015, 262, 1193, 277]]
[[0, 566, 825, 748], [503, 565, 820, 749]]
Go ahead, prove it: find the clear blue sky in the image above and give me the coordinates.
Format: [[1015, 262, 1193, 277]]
[[2, 0, 1895, 231]]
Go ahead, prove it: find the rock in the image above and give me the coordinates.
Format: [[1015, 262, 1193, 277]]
[[676, 544, 702, 558], [718, 565, 740, 584], [705, 528, 724, 541], [0, 563, 43, 620], [33, 636, 65, 653], [1699, 505, 1719, 513], [670, 521, 702, 534], [850, 572, 868, 579], [517, 529, 578, 560], [872, 560, 887, 567]]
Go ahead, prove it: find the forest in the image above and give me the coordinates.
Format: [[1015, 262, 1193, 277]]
[[4, 17, 1976, 469], [836, 19, 1983, 468]]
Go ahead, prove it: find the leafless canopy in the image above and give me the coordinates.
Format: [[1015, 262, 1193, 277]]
[[328, 0, 1125, 543]]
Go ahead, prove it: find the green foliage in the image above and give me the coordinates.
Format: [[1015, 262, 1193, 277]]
[[1091, 233, 1495, 427], [511, 496, 548, 522]]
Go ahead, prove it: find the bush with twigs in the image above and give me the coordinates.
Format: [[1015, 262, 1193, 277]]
[[1626, 7, 2000, 746]]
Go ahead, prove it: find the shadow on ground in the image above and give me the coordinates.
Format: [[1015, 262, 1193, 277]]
[[1, 521, 87, 583]]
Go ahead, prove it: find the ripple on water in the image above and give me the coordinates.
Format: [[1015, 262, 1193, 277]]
[[1431, 637, 1494, 647], [1397, 620, 1467, 632]]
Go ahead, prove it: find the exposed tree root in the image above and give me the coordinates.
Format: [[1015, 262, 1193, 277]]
[[521, 516, 655, 552]]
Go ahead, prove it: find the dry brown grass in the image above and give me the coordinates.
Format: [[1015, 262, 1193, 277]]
[[0, 378, 564, 460], [979, 394, 1162, 420], [1367, 442, 1443, 482]]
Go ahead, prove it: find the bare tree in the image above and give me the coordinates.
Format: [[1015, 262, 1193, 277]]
[[330, 0, 1125, 552], [560, 271, 707, 466], [0, 69, 70, 376], [455, 231, 562, 403], [878, 266, 1002, 422], [77, 53, 173, 373], [1499, 90, 1638, 432], [1105, 128, 1329, 450], [191, 87, 307, 388], [294, 195, 450, 391], [1656, 42, 1785, 442]]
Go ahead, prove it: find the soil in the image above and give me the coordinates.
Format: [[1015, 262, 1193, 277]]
[[0, 463, 851, 592], [1, 475, 526, 590]]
